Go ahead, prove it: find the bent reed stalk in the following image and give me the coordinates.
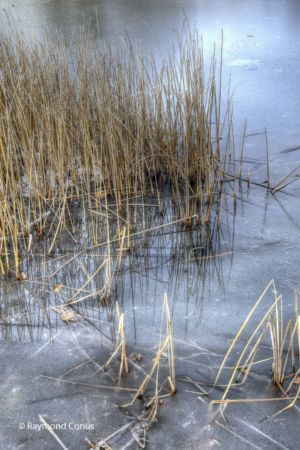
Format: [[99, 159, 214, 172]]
[[213, 281, 300, 414], [0, 25, 230, 275]]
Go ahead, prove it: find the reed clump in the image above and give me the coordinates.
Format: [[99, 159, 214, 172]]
[[103, 302, 128, 382], [0, 25, 229, 274], [213, 280, 300, 414]]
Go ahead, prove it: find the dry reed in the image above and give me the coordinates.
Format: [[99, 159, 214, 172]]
[[213, 281, 300, 414], [0, 24, 230, 275]]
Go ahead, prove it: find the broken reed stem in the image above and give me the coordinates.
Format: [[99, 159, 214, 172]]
[[265, 127, 270, 187], [38, 415, 68, 450], [239, 120, 247, 180], [121, 292, 176, 408], [163, 293, 176, 393], [121, 336, 170, 408], [103, 302, 128, 381], [272, 163, 300, 193], [212, 396, 300, 405]]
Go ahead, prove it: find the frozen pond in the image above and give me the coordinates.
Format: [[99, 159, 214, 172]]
[[1, 1, 300, 449]]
